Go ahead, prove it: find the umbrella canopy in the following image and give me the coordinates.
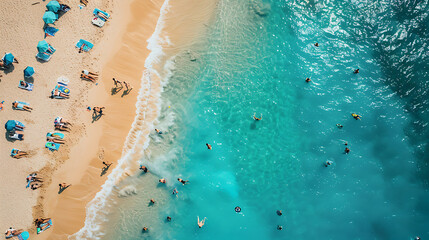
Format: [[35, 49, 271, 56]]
[[24, 66, 35, 77], [20, 231, 29, 240], [5, 120, 16, 131], [46, 1, 61, 13], [2, 53, 15, 65], [43, 11, 57, 24], [37, 40, 49, 53]]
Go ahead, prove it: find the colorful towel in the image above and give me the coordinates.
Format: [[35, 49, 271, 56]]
[[93, 8, 110, 20], [18, 81, 33, 91], [47, 132, 65, 139], [45, 142, 60, 151], [44, 27, 59, 38], [76, 39, 94, 52], [37, 219, 53, 234]]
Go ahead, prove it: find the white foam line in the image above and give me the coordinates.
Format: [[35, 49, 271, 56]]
[[70, 0, 174, 239]]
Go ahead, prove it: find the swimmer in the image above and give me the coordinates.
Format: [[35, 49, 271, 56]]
[[172, 188, 179, 196], [351, 113, 361, 120], [415, 237, 421, 240], [305, 78, 311, 83], [178, 178, 189, 185], [140, 165, 148, 173], [159, 178, 166, 183], [155, 128, 162, 134], [142, 227, 148, 232], [314, 43, 319, 47], [150, 198, 156, 204], [345, 147, 350, 154], [253, 113, 262, 121], [167, 216, 172, 221], [336, 124, 343, 129], [197, 216, 206, 228], [276, 210, 282, 216], [344, 142, 348, 146], [354, 69, 359, 74], [206, 143, 212, 150], [277, 225, 283, 230], [235, 206, 241, 213], [325, 160, 333, 167]]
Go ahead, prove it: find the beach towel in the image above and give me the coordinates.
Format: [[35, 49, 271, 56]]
[[18, 81, 33, 91], [44, 26, 59, 38], [11, 148, 19, 157], [47, 132, 65, 139], [51, 84, 70, 99], [37, 219, 53, 234], [45, 142, 60, 151], [36, 52, 52, 62], [12, 101, 29, 110], [9, 132, 24, 141], [92, 17, 105, 27], [93, 8, 110, 20], [17, 231, 30, 240], [76, 39, 94, 52]]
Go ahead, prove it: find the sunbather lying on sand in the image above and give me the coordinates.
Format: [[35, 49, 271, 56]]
[[11, 149, 29, 159], [9, 130, 24, 140], [4, 228, 23, 237], [98, 12, 109, 21], [27, 173, 43, 183], [52, 89, 69, 98], [34, 218, 50, 229], [20, 81, 29, 88], [80, 73, 97, 83], [12, 102, 33, 111], [82, 70, 98, 76], [31, 182, 42, 190], [55, 117, 72, 126], [47, 138, 65, 144], [55, 124, 70, 132]]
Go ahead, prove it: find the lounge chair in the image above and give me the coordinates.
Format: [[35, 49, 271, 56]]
[[37, 219, 53, 234], [76, 39, 94, 52], [45, 142, 60, 151], [18, 80, 33, 91]]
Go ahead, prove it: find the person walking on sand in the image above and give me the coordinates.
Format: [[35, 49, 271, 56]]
[[102, 161, 112, 168], [58, 183, 71, 193], [112, 78, 122, 88], [124, 81, 133, 91], [197, 216, 206, 228], [178, 178, 189, 185], [93, 107, 105, 116], [206, 143, 212, 150]]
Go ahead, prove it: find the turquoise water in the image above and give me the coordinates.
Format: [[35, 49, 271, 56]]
[[102, 0, 429, 239]]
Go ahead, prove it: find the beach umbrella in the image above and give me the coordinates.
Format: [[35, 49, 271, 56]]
[[37, 40, 49, 53], [20, 231, 29, 240], [5, 120, 16, 131], [2, 53, 15, 65], [43, 11, 57, 24], [46, 1, 61, 13], [24, 66, 35, 77]]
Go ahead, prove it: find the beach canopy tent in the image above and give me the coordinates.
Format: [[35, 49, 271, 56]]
[[5, 120, 20, 131], [37, 40, 50, 53], [2, 53, 15, 66], [43, 11, 57, 24], [24, 66, 35, 77], [46, 1, 61, 13]]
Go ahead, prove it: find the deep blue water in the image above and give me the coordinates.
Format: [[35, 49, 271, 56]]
[[102, 0, 429, 239]]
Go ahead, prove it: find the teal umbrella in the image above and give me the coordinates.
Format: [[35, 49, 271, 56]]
[[43, 11, 57, 24], [37, 40, 49, 53], [24, 66, 35, 77], [5, 120, 16, 131], [46, 1, 61, 13], [2, 53, 15, 65]]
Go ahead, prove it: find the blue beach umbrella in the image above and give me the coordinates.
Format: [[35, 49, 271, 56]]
[[19, 231, 29, 240], [46, 1, 61, 13], [2, 53, 15, 65], [24, 66, 35, 77], [43, 11, 57, 24], [37, 40, 49, 53], [5, 120, 16, 131]]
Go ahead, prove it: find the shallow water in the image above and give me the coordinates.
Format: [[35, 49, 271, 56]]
[[101, 0, 429, 239]]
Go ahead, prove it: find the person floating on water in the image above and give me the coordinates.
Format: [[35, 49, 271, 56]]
[[253, 113, 262, 121], [336, 124, 343, 129], [167, 216, 172, 221], [325, 160, 333, 167], [159, 178, 166, 183], [354, 69, 359, 74], [351, 113, 361, 120], [197, 216, 206, 228], [140, 165, 148, 173], [277, 225, 283, 230], [178, 178, 189, 185], [345, 147, 350, 154], [142, 227, 148, 232], [155, 128, 162, 134], [172, 188, 179, 197], [206, 143, 212, 150], [276, 210, 282, 216], [150, 198, 156, 204], [305, 78, 311, 83], [314, 43, 319, 47]]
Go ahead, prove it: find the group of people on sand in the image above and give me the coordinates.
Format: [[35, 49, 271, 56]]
[[113, 77, 133, 92]]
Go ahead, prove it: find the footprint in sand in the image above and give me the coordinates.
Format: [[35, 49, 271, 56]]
[[98, 148, 105, 160]]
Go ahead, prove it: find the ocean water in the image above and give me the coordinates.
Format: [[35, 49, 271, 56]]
[[94, 0, 429, 239]]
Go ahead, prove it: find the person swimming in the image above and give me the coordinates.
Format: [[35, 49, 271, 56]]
[[253, 113, 262, 121], [314, 43, 319, 47], [325, 160, 333, 167], [167, 216, 172, 221], [305, 78, 311, 83], [354, 68, 359, 74], [197, 216, 206, 228], [140, 165, 148, 173], [155, 128, 162, 134], [336, 124, 343, 129], [351, 113, 361, 120], [276, 210, 282, 216], [178, 178, 189, 185], [172, 188, 179, 197], [277, 225, 283, 230], [345, 147, 350, 154], [206, 143, 212, 150]]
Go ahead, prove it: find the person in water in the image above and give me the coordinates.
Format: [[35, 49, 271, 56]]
[[140, 165, 148, 173], [336, 123, 343, 129], [159, 178, 166, 183], [314, 43, 319, 47], [172, 188, 179, 197], [197, 216, 206, 228], [253, 113, 262, 121], [345, 147, 350, 154], [178, 178, 189, 185], [155, 128, 162, 134], [276, 210, 282, 216], [351, 113, 361, 120], [354, 69, 359, 74], [206, 143, 212, 150], [167, 216, 172, 221], [142, 227, 148, 232], [277, 225, 283, 230], [325, 160, 333, 167], [305, 77, 311, 83], [150, 198, 155, 204]]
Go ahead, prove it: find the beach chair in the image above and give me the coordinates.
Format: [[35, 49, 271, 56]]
[[18, 80, 33, 91], [37, 219, 53, 234], [76, 39, 94, 52], [47, 132, 65, 139], [12, 101, 29, 111], [45, 142, 60, 151]]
